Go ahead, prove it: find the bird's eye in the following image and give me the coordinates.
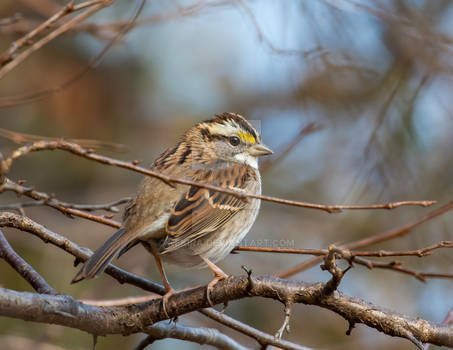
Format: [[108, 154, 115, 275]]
[[229, 136, 240, 146]]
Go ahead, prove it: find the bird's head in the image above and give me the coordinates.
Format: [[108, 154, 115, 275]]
[[190, 113, 272, 168]]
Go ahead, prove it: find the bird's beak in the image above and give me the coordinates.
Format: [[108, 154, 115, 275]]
[[247, 143, 273, 157]]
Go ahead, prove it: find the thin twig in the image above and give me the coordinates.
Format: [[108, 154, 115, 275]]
[[0, 1, 113, 79], [234, 241, 453, 258], [1, 1, 79, 66], [351, 257, 453, 283], [0, 178, 122, 227], [0, 181, 130, 213], [236, 242, 453, 282], [1, 140, 436, 213], [0, 127, 129, 152], [277, 200, 453, 278]]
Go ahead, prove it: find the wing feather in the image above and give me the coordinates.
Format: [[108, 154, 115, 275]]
[[162, 161, 252, 253]]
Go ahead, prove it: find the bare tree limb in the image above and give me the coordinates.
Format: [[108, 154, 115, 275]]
[[0, 274, 452, 348], [0, 229, 57, 294]]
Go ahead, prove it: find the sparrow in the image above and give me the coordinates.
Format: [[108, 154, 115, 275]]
[[72, 113, 272, 313]]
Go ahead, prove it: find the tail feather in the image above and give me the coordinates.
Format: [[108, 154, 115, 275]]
[[117, 239, 140, 259], [71, 228, 130, 284]]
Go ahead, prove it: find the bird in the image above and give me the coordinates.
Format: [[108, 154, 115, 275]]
[[71, 112, 272, 314]]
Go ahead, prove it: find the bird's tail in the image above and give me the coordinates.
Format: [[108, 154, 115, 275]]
[[71, 228, 130, 284]]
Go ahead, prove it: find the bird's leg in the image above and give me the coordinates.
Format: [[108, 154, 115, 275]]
[[200, 255, 229, 307], [144, 243, 175, 319]]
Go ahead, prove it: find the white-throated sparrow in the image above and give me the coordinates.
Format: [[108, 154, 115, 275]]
[[72, 113, 272, 310]]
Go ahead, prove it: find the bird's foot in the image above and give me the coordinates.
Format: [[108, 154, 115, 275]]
[[161, 287, 177, 319], [206, 271, 229, 307]]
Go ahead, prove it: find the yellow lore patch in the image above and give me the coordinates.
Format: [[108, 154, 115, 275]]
[[238, 131, 256, 144]]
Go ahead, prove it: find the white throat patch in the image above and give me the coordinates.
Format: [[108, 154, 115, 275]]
[[234, 152, 258, 169]]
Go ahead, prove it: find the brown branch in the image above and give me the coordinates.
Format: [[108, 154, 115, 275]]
[[0, 127, 129, 153], [351, 257, 453, 283], [0, 1, 106, 66], [1, 274, 452, 348], [0, 1, 114, 79], [278, 200, 453, 278], [235, 242, 453, 282], [0, 178, 122, 228], [235, 241, 453, 258], [0, 228, 57, 294], [1, 140, 436, 213], [0, 197, 130, 213]]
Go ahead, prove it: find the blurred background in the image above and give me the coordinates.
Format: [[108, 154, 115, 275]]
[[1, 0, 453, 349]]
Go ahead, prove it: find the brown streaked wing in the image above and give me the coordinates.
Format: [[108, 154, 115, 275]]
[[162, 162, 251, 253]]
